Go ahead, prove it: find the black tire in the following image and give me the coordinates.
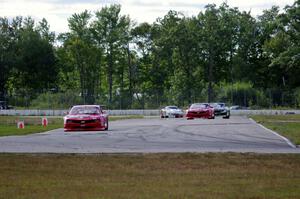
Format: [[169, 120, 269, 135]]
[[223, 113, 230, 119], [161, 111, 166, 118], [209, 113, 215, 119], [104, 120, 109, 130]]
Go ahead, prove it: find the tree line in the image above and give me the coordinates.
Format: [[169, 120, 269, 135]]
[[0, 1, 299, 109]]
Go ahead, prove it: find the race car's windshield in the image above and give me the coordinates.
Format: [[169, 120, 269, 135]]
[[167, 106, 178, 109], [211, 103, 225, 108], [70, 106, 100, 115], [190, 104, 208, 109]]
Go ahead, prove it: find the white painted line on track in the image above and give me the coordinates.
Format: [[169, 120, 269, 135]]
[[249, 118, 296, 148]]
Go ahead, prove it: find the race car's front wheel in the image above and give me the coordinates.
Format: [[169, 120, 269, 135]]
[[223, 113, 230, 119]]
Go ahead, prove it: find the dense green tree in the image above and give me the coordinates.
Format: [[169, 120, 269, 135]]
[[7, 17, 58, 98], [59, 11, 102, 104], [168, 17, 201, 105], [131, 22, 153, 108], [1, 1, 299, 108], [266, 1, 300, 89], [0, 17, 15, 101], [94, 4, 131, 107], [197, 4, 227, 102], [151, 11, 182, 106]]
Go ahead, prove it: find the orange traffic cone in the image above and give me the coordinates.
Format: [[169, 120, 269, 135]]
[[17, 121, 25, 129], [42, 117, 48, 127]]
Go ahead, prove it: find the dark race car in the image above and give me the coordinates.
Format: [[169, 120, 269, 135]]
[[64, 105, 108, 131], [186, 103, 215, 119], [210, 103, 230, 119]]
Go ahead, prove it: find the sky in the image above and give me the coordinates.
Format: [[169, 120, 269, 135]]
[[0, 0, 296, 34]]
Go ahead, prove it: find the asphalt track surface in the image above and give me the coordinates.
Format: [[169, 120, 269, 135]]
[[0, 116, 299, 153]]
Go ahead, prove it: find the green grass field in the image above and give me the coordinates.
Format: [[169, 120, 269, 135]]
[[251, 115, 300, 145], [0, 124, 62, 136], [0, 153, 300, 199], [0, 115, 143, 136], [0, 116, 63, 136]]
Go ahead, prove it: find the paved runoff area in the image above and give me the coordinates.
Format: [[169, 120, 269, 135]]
[[0, 116, 299, 153]]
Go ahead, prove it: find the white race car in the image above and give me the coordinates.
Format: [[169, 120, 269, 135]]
[[160, 106, 184, 118]]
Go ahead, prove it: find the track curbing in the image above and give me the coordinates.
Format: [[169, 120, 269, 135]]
[[249, 118, 296, 149]]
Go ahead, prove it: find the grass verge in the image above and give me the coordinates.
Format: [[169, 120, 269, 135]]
[[251, 115, 300, 145], [0, 115, 143, 136], [0, 124, 62, 136], [0, 153, 300, 199]]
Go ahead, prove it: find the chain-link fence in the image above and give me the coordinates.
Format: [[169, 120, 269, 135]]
[[1, 87, 299, 110]]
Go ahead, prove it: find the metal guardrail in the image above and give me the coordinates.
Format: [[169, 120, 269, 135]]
[[0, 109, 299, 116], [0, 109, 160, 116], [231, 110, 300, 115]]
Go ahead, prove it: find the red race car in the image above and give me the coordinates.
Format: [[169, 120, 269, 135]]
[[186, 103, 215, 119], [64, 105, 108, 131]]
